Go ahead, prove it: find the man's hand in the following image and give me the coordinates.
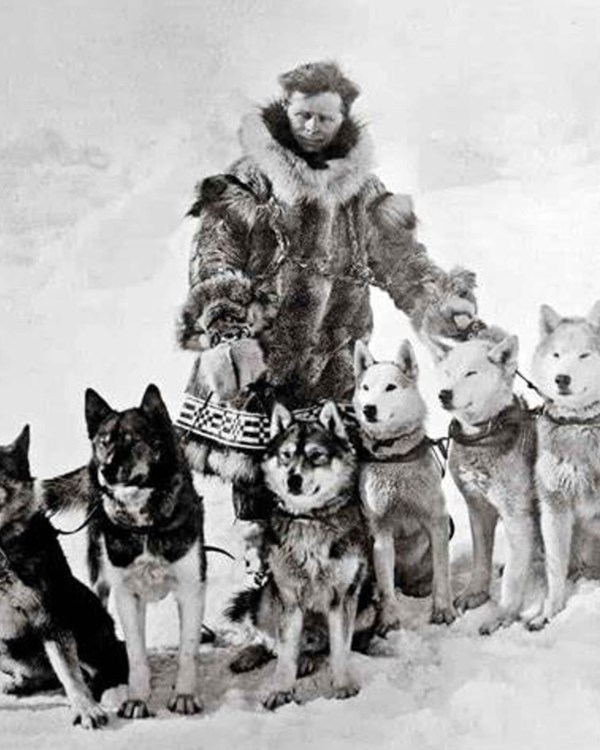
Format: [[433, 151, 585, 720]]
[[199, 337, 266, 402]]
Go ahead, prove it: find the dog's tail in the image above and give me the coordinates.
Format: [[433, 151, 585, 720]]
[[224, 586, 265, 624], [41, 465, 96, 515]]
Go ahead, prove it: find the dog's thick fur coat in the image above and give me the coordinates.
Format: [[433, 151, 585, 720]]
[[46, 385, 207, 718], [353, 340, 456, 633], [437, 333, 539, 633], [227, 402, 371, 709], [530, 302, 600, 628], [0, 427, 127, 729]]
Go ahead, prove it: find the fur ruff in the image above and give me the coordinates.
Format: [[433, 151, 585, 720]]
[[239, 106, 375, 207]]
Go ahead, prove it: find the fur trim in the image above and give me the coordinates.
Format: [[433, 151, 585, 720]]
[[178, 271, 254, 350], [239, 106, 375, 206], [261, 101, 361, 169]]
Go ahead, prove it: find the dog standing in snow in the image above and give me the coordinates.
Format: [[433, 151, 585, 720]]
[[45, 385, 207, 719], [353, 340, 456, 634], [436, 332, 539, 634], [529, 302, 600, 629]]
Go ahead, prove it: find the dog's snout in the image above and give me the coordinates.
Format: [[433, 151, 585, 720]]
[[287, 472, 303, 495], [555, 374, 571, 390], [363, 404, 378, 422], [438, 389, 454, 409]]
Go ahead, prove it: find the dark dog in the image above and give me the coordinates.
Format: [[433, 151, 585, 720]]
[[0, 426, 127, 729], [46, 384, 207, 719], [227, 402, 373, 710]]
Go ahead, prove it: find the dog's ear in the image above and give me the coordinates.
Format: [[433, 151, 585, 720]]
[[539, 304, 562, 337], [354, 340, 375, 378], [396, 340, 419, 380], [270, 403, 293, 440], [318, 401, 348, 442], [587, 301, 600, 329], [140, 384, 172, 426], [425, 334, 456, 363], [488, 335, 519, 372], [85, 389, 114, 439], [2, 425, 32, 480]]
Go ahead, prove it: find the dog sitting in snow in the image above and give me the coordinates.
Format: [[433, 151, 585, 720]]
[[0, 426, 127, 729], [436, 331, 539, 634], [353, 340, 456, 634], [529, 302, 600, 629], [227, 401, 371, 710]]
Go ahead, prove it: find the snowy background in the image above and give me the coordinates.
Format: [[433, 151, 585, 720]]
[[2, 0, 600, 747]]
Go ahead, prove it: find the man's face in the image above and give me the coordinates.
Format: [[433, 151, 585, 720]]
[[286, 91, 345, 153]]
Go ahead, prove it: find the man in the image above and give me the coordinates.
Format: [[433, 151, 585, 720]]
[[177, 61, 477, 519]]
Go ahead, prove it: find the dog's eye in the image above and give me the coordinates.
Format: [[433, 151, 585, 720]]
[[580, 352, 591, 360], [465, 371, 477, 378], [307, 450, 328, 465], [279, 448, 294, 464], [385, 384, 397, 392], [362, 384, 369, 391], [553, 352, 560, 359]]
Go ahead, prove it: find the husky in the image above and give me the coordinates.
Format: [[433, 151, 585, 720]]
[[529, 302, 600, 628], [47, 384, 207, 718], [227, 401, 371, 710], [353, 340, 456, 635], [436, 332, 539, 634], [0, 426, 127, 729]]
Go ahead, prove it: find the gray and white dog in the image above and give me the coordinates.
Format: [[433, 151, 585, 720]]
[[436, 332, 539, 634]]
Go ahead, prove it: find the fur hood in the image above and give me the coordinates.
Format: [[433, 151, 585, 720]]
[[239, 102, 375, 206]]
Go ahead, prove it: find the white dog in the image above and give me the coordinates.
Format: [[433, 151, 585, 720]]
[[353, 340, 456, 634], [530, 302, 600, 628], [436, 332, 539, 634]]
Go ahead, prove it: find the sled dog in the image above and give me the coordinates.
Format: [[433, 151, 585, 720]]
[[228, 402, 371, 710], [530, 302, 600, 628], [436, 332, 539, 633], [0, 427, 127, 729], [353, 340, 456, 634], [46, 385, 207, 718]]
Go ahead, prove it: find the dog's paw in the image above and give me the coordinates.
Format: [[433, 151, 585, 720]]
[[375, 601, 403, 637], [2, 674, 58, 696], [168, 693, 203, 715], [297, 653, 323, 678], [117, 699, 154, 720], [525, 596, 564, 632], [71, 696, 108, 730], [331, 681, 360, 700], [263, 689, 296, 711], [479, 611, 518, 636], [525, 615, 548, 632], [230, 644, 275, 674], [454, 590, 489, 614], [431, 603, 458, 625]]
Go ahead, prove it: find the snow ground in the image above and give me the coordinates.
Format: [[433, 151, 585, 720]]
[[2, 115, 600, 750]]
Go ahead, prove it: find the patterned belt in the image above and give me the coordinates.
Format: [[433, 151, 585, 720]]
[[176, 393, 356, 451]]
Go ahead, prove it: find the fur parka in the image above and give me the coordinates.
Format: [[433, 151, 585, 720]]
[[179, 102, 475, 409]]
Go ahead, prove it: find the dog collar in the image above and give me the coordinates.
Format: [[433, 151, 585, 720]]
[[360, 426, 425, 459], [541, 401, 600, 427], [274, 492, 357, 523], [449, 397, 530, 447], [359, 434, 433, 464]]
